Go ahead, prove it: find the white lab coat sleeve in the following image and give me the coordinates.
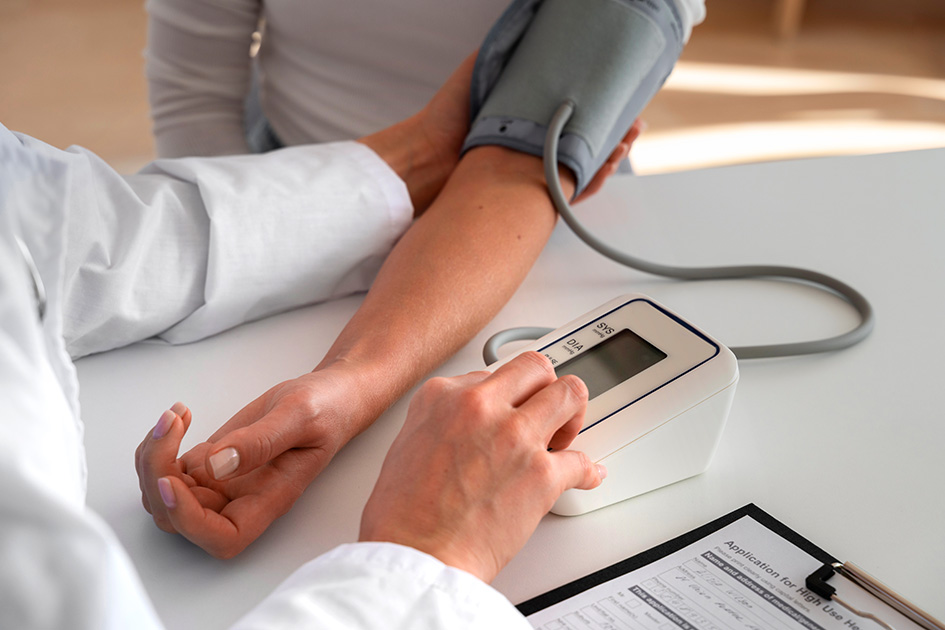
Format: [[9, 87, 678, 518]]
[[56, 139, 413, 359], [230, 543, 534, 630], [0, 207, 164, 630], [0, 480, 165, 630], [4, 129, 527, 629]]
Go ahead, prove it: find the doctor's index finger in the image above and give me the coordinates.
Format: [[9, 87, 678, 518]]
[[517, 372, 589, 444], [483, 351, 560, 407], [548, 448, 606, 494]]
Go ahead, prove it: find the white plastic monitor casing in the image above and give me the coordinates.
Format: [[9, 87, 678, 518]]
[[487, 294, 739, 515]]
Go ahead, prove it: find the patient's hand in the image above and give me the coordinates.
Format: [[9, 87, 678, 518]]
[[135, 367, 367, 558]]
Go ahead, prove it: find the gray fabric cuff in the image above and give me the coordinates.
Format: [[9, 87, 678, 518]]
[[463, 0, 684, 194]]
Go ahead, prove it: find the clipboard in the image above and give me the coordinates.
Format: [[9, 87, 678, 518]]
[[806, 562, 943, 630], [518, 504, 943, 630]]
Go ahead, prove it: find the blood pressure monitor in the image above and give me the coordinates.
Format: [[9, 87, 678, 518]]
[[488, 294, 738, 515]]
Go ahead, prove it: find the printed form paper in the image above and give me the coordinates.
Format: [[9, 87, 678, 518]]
[[525, 513, 921, 630]]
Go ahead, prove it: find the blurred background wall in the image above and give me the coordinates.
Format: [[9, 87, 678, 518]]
[[1, 0, 944, 175]]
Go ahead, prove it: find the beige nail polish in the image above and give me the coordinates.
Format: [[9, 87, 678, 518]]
[[209, 447, 240, 480], [157, 477, 176, 509], [152, 409, 175, 439]]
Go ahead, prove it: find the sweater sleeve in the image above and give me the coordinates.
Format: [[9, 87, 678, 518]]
[[145, 0, 262, 157], [0, 166, 165, 630]]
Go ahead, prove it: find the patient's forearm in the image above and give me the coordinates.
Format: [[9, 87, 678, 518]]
[[316, 145, 574, 429]]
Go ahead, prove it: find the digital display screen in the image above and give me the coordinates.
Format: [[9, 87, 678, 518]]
[[554, 329, 667, 400]]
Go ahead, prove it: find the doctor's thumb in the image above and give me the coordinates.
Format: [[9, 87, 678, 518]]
[[206, 420, 299, 481]]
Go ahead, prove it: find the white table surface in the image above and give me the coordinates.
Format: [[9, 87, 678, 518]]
[[77, 148, 945, 628]]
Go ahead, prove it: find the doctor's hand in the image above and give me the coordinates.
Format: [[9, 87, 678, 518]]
[[359, 352, 606, 584], [135, 366, 372, 559]]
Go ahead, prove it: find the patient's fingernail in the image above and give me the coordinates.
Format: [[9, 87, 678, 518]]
[[170, 401, 187, 416], [157, 477, 176, 509], [597, 464, 608, 481], [153, 409, 175, 439], [209, 447, 240, 480]]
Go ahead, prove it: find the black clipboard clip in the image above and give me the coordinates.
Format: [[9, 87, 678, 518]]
[[807, 562, 944, 630]]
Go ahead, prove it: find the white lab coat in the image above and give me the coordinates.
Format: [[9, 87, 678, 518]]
[[0, 123, 530, 629]]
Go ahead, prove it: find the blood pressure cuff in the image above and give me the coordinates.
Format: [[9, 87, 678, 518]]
[[462, 0, 685, 195]]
